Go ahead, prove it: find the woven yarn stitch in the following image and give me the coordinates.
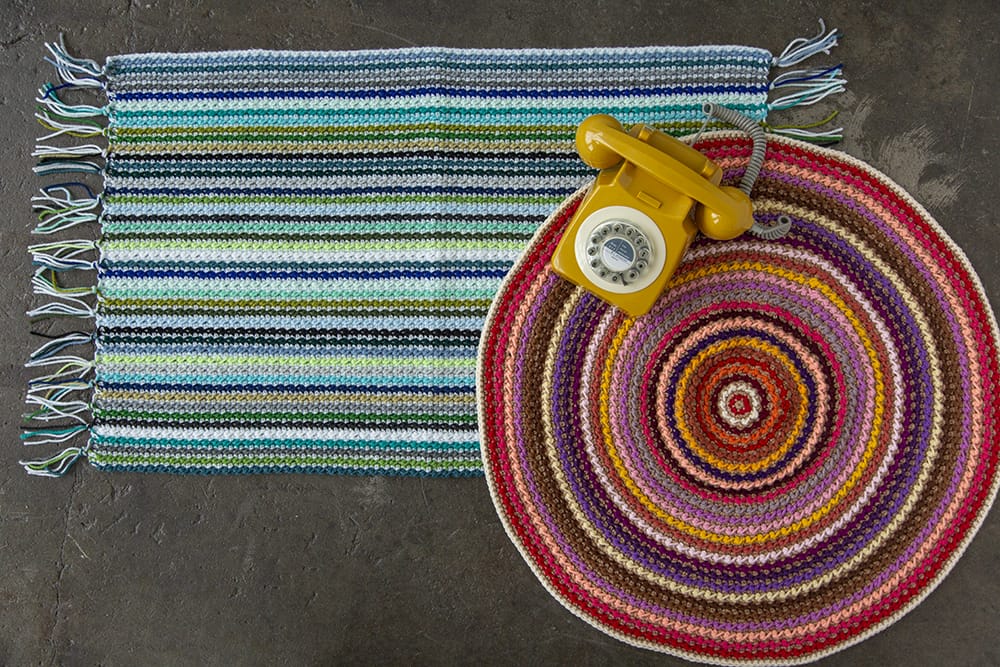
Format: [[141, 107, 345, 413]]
[[477, 132, 1000, 663], [90, 46, 774, 475]]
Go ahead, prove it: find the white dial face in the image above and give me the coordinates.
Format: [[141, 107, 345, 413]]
[[600, 236, 635, 272], [573, 206, 666, 294], [585, 221, 652, 285]]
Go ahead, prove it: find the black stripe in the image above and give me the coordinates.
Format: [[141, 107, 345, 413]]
[[99, 326, 479, 338], [102, 230, 533, 242], [102, 212, 539, 223]]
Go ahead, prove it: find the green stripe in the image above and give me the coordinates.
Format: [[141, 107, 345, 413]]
[[100, 286, 498, 300], [99, 305, 491, 317], [98, 351, 476, 368], [100, 220, 541, 235], [96, 409, 478, 423]]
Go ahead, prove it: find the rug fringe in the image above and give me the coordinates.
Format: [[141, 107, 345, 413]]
[[32, 143, 106, 159], [43, 35, 104, 89], [20, 444, 89, 478], [24, 36, 107, 478], [769, 66, 846, 111], [772, 18, 841, 68], [31, 184, 102, 234], [764, 109, 845, 143], [24, 391, 91, 424], [28, 239, 100, 273], [767, 20, 845, 143]]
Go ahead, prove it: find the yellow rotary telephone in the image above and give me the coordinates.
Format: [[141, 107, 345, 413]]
[[551, 111, 765, 317]]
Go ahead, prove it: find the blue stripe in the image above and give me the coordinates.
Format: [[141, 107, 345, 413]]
[[102, 267, 510, 280], [112, 83, 768, 102], [104, 185, 569, 197]]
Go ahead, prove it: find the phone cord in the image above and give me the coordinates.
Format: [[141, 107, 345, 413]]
[[702, 103, 791, 240]]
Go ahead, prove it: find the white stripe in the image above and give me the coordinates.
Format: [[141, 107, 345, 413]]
[[107, 45, 767, 61], [103, 201, 557, 217], [100, 247, 524, 264], [111, 92, 760, 114], [99, 275, 503, 294], [95, 313, 486, 329]]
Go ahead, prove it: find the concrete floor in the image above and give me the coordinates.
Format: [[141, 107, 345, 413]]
[[2, 1, 999, 665]]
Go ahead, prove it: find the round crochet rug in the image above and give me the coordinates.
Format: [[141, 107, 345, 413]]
[[477, 133, 1000, 664]]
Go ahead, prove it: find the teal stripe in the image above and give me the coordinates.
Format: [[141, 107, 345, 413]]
[[109, 103, 769, 127]]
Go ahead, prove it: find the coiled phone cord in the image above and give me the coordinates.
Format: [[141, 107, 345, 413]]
[[702, 103, 791, 240]]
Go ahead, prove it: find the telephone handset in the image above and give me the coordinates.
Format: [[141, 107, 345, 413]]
[[551, 114, 754, 317]]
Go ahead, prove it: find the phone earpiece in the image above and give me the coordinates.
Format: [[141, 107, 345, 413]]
[[575, 114, 627, 169], [694, 186, 754, 240]]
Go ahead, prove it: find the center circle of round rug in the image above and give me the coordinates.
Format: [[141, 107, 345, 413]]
[[477, 133, 1000, 665]]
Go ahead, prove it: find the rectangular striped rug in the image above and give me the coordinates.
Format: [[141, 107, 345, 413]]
[[23, 27, 844, 476]]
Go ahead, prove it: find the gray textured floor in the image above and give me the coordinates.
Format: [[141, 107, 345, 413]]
[[2, 1, 999, 665]]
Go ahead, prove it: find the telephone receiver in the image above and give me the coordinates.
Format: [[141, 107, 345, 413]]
[[551, 113, 754, 317]]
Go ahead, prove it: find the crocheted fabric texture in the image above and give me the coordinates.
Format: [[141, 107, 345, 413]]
[[477, 133, 1000, 663], [30, 45, 797, 476]]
